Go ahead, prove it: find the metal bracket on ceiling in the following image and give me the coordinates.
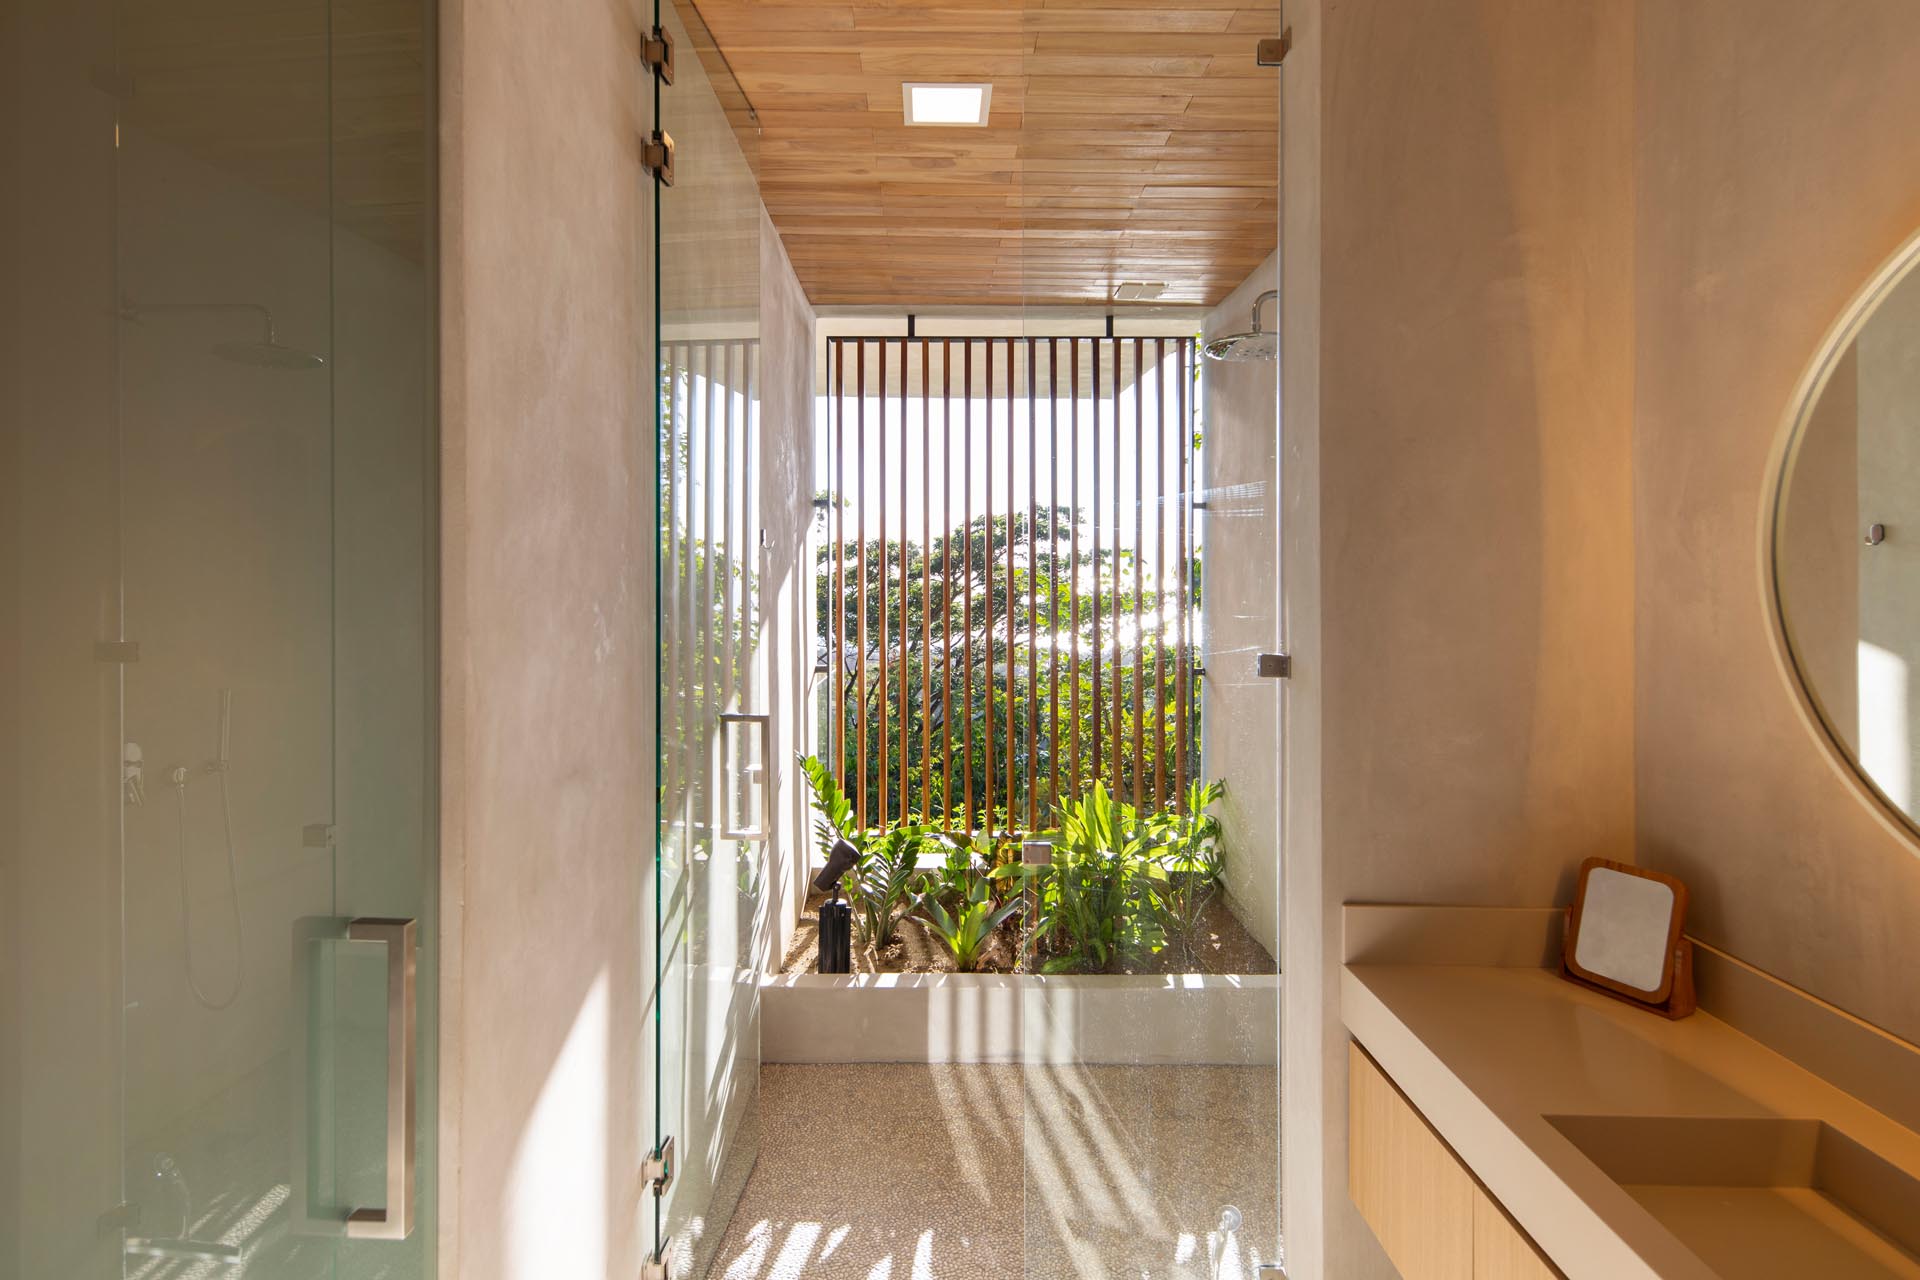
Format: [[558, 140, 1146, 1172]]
[[644, 25, 675, 84], [1104, 314, 1115, 338], [1257, 31, 1292, 67], [907, 314, 917, 337]]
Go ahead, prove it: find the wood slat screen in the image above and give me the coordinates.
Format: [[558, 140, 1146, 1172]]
[[820, 336, 1199, 836]]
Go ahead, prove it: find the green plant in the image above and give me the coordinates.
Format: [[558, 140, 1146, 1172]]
[[799, 754, 859, 857], [853, 825, 929, 952], [916, 876, 1022, 973], [919, 836, 979, 914], [1028, 781, 1167, 973], [1143, 779, 1226, 968]]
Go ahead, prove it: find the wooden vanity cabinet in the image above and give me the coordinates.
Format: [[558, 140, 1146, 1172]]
[[1349, 1042, 1564, 1280]]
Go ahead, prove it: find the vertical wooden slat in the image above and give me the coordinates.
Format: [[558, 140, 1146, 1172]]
[[1005, 337, 1018, 830], [1111, 335, 1124, 796], [920, 339, 933, 823], [1090, 337, 1103, 789], [721, 342, 737, 721], [856, 340, 869, 831], [1025, 338, 1039, 833], [899, 339, 911, 820], [1154, 338, 1168, 811], [1167, 337, 1182, 809], [1047, 338, 1061, 821], [833, 341, 846, 790], [1069, 338, 1082, 802], [941, 339, 954, 829], [1125, 339, 1140, 808], [878, 341, 891, 832], [964, 340, 977, 834], [982, 337, 995, 834]]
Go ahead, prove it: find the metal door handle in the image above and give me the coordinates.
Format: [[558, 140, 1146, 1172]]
[[346, 917, 417, 1240], [720, 712, 771, 841], [292, 915, 417, 1240]]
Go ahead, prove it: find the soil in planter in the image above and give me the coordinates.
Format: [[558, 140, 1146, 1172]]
[[779, 892, 1277, 976]]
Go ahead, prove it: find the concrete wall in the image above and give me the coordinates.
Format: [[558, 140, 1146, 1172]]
[[1633, 0, 1920, 1049], [437, 0, 654, 1274], [1282, 1, 1635, 1275], [1201, 255, 1281, 959], [759, 211, 819, 966], [1774, 343, 1859, 739]]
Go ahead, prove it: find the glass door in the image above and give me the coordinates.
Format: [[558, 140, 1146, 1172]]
[[650, 1, 766, 1275], [4, 0, 438, 1275], [1013, 23, 1285, 1273]]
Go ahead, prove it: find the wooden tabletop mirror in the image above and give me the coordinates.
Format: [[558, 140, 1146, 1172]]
[[1561, 858, 1695, 1018]]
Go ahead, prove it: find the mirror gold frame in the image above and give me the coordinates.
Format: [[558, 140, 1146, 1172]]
[[1763, 225, 1920, 852]]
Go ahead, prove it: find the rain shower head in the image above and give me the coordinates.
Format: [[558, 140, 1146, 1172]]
[[1202, 288, 1279, 362], [120, 298, 326, 370]]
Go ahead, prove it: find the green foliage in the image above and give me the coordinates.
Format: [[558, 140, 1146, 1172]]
[[817, 505, 1200, 828], [852, 825, 930, 952], [1142, 779, 1226, 968], [799, 754, 858, 856], [916, 877, 1023, 973], [1028, 781, 1168, 973], [918, 836, 980, 915]]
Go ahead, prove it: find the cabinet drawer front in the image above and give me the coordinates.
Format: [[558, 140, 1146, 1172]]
[[1348, 1042, 1475, 1280]]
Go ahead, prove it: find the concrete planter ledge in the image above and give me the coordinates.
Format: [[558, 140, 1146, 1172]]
[[761, 972, 1279, 1065]]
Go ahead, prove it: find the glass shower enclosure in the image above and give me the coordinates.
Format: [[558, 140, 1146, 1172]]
[[3, 1, 439, 1276], [648, 2, 768, 1277]]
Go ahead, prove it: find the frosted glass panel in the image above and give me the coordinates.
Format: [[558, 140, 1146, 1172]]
[[3, 0, 437, 1275]]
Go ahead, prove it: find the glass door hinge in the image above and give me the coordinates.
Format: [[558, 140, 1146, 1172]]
[[644, 131, 676, 187], [644, 25, 675, 84], [303, 823, 336, 848], [644, 1135, 675, 1197], [642, 1238, 674, 1280], [94, 640, 140, 663], [1256, 652, 1292, 679]]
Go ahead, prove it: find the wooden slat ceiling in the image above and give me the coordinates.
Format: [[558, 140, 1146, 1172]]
[[686, 0, 1280, 309]]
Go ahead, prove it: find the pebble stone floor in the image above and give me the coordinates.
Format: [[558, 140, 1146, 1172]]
[[706, 1063, 1280, 1280]]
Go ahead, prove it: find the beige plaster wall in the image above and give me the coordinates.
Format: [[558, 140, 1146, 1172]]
[[1633, 0, 1920, 1049], [1201, 255, 1282, 960], [758, 211, 819, 965], [1775, 343, 1859, 738], [1283, 1, 1635, 1275], [437, 0, 653, 1275]]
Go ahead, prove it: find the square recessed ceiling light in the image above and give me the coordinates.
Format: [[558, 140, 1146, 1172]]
[[904, 82, 992, 127]]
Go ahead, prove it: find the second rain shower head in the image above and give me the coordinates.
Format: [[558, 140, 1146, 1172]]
[[1202, 288, 1279, 363], [120, 298, 326, 370]]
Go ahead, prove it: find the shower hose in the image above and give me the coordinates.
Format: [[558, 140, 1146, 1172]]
[[175, 760, 245, 1011]]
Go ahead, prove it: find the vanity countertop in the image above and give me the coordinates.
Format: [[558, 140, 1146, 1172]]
[[1343, 954, 1920, 1280]]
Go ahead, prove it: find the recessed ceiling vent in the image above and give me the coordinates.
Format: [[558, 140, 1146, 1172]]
[[1112, 282, 1169, 302]]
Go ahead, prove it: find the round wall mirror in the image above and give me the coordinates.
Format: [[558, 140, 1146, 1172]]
[[1771, 229, 1920, 839]]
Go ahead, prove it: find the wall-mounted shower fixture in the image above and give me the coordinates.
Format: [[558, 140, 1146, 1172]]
[[119, 297, 327, 369], [124, 742, 146, 806], [171, 689, 246, 1011], [1203, 289, 1278, 362]]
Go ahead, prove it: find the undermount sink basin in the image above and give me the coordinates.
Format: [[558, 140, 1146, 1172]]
[[1547, 1115, 1920, 1280]]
